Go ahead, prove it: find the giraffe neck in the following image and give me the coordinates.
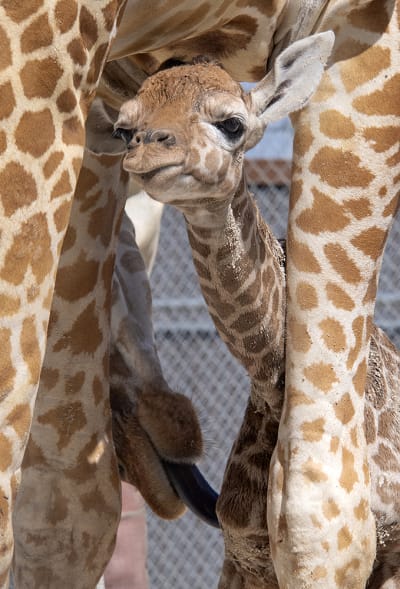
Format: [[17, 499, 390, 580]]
[[181, 175, 286, 418]]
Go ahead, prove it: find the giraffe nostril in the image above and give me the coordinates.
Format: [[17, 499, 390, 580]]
[[155, 131, 168, 142]]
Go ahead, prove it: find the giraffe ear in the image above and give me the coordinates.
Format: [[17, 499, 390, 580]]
[[245, 31, 335, 149]]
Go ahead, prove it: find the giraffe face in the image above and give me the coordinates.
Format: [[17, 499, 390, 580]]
[[115, 32, 334, 204], [115, 61, 250, 202]]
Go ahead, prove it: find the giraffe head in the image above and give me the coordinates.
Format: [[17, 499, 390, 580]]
[[115, 32, 334, 207]]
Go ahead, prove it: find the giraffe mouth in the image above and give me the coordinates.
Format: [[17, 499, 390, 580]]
[[123, 148, 185, 177], [162, 460, 220, 529]]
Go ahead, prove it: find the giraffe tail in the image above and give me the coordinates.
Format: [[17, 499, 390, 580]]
[[162, 461, 220, 528]]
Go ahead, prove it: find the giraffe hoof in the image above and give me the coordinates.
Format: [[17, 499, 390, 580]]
[[162, 461, 220, 528]]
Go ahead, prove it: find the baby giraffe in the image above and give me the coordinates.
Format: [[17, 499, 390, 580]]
[[114, 34, 400, 588]]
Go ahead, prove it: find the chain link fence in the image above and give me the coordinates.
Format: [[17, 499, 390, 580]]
[[146, 119, 400, 588]]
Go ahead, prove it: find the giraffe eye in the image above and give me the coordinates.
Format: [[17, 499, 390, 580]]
[[112, 127, 134, 145], [214, 117, 244, 139]]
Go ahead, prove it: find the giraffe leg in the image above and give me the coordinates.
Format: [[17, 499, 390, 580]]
[[12, 146, 129, 588], [268, 5, 400, 587], [218, 555, 279, 589], [0, 3, 124, 586], [216, 399, 280, 588]]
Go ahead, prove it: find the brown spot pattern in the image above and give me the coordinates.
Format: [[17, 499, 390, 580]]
[[80, 5, 98, 50], [324, 243, 361, 284], [290, 179, 303, 208], [325, 282, 355, 311], [312, 566, 327, 580], [38, 401, 87, 450], [363, 126, 400, 153], [86, 42, 109, 85], [293, 121, 314, 157], [310, 147, 374, 188], [340, 447, 358, 492], [15, 109, 55, 157], [48, 486, 69, 525], [88, 190, 118, 246], [21, 317, 42, 385], [55, 0, 78, 33], [347, 316, 364, 370], [0, 25, 12, 71], [340, 45, 391, 93], [337, 525, 352, 550], [0, 81, 15, 120], [0, 213, 53, 285], [0, 328, 15, 396], [351, 428, 359, 450], [354, 75, 400, 117], [66, 372, 85, 395], [349, 0, 390, 32], [353, 359, 367, 396], [296, 188, 350, 235], [54, 200, 72, 233], [51, 170, 72, 200], [302, 458, 328, 483], [285, 386, 314, 412], [62, 115, 85, 146], [354, 498, 369, 521], [343, 197, 372, 220], [334, 393, 355, 425], [364, 404, 376, 444], [0, 162, 37, 216], [20, 13, 53, 53], [53, 301, 102, 355], [0, 434, 12, 471], [288, 231, 321, 273], [57, 89, 78, 113], [68, 38, 87, 66], [6, 403, 31, 439], [319, 318, 346, 352], [301, 418, 325, 442], [20, 58, 63, 99], [92, 376, 104, 405], [304, 362, 338, 393], [296, 282, 318, 310], [288, 318, 311, 353], [351, 226, 387, 261], [322, 498, 340, 520], [319, 110, 355, 139], [40, 367, 59, 391], [330, 437, 339, 453], [0, 130, 6, 155], [43, 151, 64, 178], [0, 294, 20, 317], [55, 253, 99, 301], [3, 0, 43, 22]]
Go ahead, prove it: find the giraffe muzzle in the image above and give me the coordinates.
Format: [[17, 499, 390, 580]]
[[162, 460, 220, 528]]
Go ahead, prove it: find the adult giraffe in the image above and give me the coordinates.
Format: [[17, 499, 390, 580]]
[[1, 1, 398, 588]]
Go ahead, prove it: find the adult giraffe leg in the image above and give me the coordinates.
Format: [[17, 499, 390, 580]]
[[13, 146, 129, 588], [268, 4, 400, 587], [0, 2, 124, 586]]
